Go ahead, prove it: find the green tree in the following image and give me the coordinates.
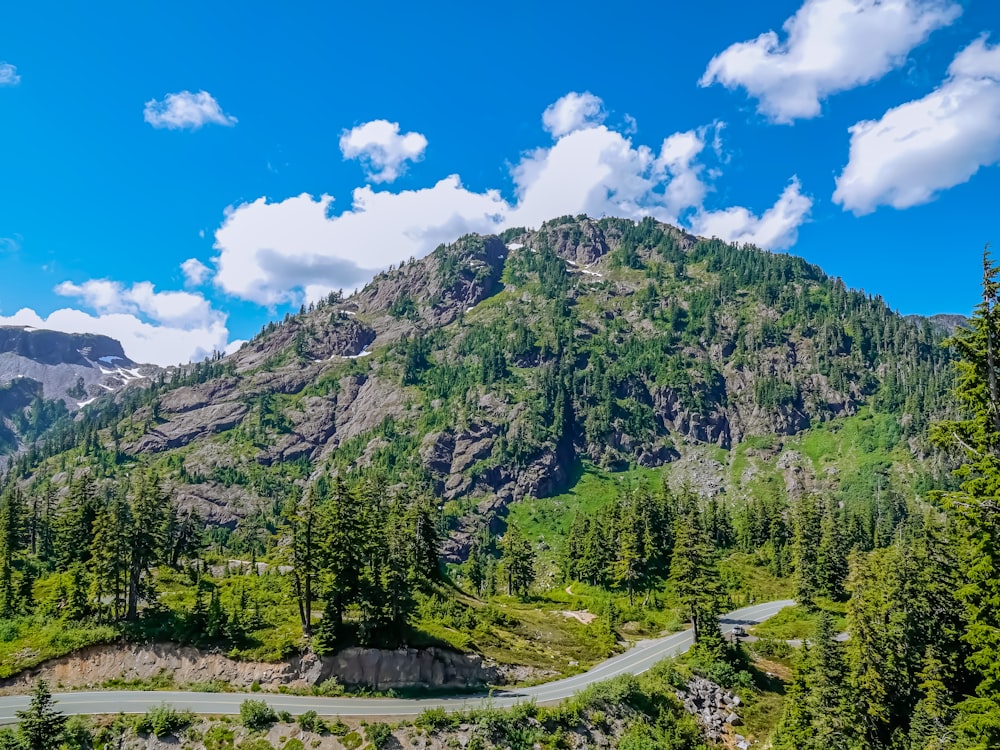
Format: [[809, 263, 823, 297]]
[[772, 613, 855, 750], [284, 487, 320, 636], [669, 507, 724, 651], [500, 524, 535, 598], [908, 649, 956, 750], [16, 680, 66, 750], [792, 495, 822, 610], [314, 477, 365, 651], [125, 472, 167, 620], [930, 250, 1000, 746]]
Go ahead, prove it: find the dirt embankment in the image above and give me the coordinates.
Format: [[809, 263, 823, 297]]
[[0, 642, 496, 694]]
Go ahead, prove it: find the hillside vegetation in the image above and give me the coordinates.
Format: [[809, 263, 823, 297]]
[[0, 216, 971, 748]]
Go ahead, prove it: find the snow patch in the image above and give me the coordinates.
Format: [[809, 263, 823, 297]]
[[77, 398, 96, 407], [581, 269, 603, 277], [507, 242, 523, 250], [98, 355, 124, 364], [334, 348, 372, 360]]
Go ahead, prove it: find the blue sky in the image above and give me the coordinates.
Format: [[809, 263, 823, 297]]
[[1, 0, 999, 364]]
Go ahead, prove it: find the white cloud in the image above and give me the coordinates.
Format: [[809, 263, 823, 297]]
[[691, 178, 812, 249], [339, 120, 428, 183], [0, 63, 20, 86], [11, 278, 232, 365], [56, 279, 220, 329], [542, 91, 607, 137], [181, 258, 211, 286], [834, 36, 1000, 214], [213, 180, 506, 306], [144, 90, 237, 130], [700, 0, 961, 123], [211, 93, 811, 306]]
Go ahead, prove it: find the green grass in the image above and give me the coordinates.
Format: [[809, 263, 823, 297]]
[[719, 552, 794, 604], [506, 462, 662, 561], [0, 616, 118, 678], [750, 599, 848, 642]]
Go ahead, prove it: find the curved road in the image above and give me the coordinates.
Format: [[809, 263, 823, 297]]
[[0, 600, 793, 721]]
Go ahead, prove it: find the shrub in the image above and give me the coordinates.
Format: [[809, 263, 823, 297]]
[[282, 741, 306, 750], [237, 740, 276, 750], [313, 677, 344, 696], [341, 730, 363, 750], [134, 704, 196, 737], [60, 715, 94, 749], [415, 706, 455, 732], [754, 636, 792, 659], [204, 723, 236, 750], [277, 710, 292, 723], [240, 699, 278, 731], [327, 717, 349, 736], [297, 710, 323, 733], [364, 722, 393, 749]]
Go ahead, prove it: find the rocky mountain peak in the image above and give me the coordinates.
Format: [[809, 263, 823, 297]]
[[0, 326, 158, 415], [0, 326, 130, 367]]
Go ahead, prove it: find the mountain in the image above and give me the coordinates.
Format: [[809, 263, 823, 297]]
[[12, 215, 952, 549], [0, 327, 158, 455], [0, 215, 967, 749], [905, 312, 968, 336]]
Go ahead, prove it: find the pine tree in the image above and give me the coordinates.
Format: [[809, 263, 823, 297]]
[[669, 508, 723, 648], [16, 680, 66, 750], [817, 499, 848, 599], [908, 649, 956, 750], [125, 472, 167, 620], [793, 495, 822, 609], [929, 250, 1000, 746], [284, 487, 320, 635], [612, 496, 646, 605], [314, 477, 365, 650], [500, 524, 535, 598], [88, 489, 129, 621], [0, 489, 23, 617], [773, 613, 855, 750]]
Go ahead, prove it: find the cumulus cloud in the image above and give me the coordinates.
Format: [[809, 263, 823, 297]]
[[691, 178, 812, 249], [181, 258, 211, 286], [542, 91, 607, 137], [0, 278, 234, 365], [0, 63, 20, 86], [833, 36, 1000, 214], [339, 120, 428, 183], [211, 93, 811, 306], [144, 90, 237, 130], [214, 180, 507, 306], [56, 279, 220, 329], [700, 0, 961, 123]]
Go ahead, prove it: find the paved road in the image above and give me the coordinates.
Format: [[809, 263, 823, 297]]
[[0, 600, 793, 721]]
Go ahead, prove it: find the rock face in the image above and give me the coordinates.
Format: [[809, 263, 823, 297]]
[[0, 642, 496, 694], [0, 326, 158, 410], [0, 326, 159, 456]]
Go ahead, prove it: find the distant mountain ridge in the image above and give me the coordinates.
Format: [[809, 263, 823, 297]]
[[0, 326, 159, 455], [905, 313, 968, 337]]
